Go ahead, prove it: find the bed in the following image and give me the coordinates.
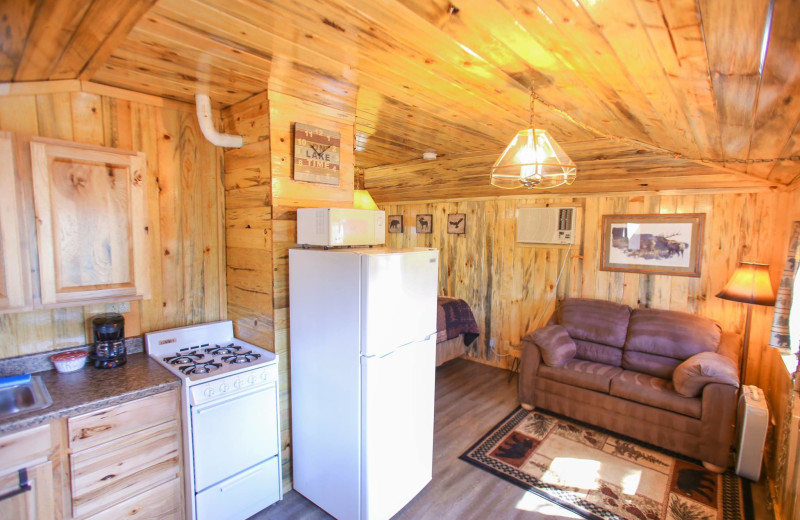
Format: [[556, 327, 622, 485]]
[[435, 296, 479, 366]]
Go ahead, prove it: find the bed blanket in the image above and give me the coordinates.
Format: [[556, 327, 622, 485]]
[[436, 297, 479, 346]]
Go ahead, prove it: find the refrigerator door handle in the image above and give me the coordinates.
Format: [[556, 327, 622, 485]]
[[364, 334, 436, 359]]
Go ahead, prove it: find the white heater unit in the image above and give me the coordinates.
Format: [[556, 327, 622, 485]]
[[517, 207, 578, 245], [735, 385, 769, 481]]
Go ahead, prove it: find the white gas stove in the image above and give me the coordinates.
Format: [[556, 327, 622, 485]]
[[145, 321, 281, 520]]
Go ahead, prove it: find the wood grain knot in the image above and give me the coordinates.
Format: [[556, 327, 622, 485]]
[[101, 474, 115, 481]]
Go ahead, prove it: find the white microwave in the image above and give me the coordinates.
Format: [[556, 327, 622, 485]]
[[297, 208, 386, 247]]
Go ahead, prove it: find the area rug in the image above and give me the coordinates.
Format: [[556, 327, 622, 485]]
[[460, 407, 753, 520]]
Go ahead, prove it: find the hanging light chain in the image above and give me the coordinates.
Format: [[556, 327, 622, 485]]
[[529, 85, 535, 130]]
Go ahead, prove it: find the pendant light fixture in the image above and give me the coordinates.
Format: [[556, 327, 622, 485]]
[[491, 86, 576, 189]]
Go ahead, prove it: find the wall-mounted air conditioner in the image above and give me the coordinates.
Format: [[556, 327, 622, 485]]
[[516, 207, 579, 245]]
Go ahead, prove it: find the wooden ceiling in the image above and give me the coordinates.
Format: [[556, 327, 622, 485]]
[[3, 0, 799, 200]]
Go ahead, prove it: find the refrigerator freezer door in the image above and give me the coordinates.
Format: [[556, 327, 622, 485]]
[[361, 337, 436, 520], [361, 249, 439, 357]]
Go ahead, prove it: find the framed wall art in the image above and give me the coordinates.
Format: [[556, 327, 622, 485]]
[[388, 215, 404, 233], [293, 123, 341, 185], [416, 214, 433, 234], [447, 213, 466, 234], [600, 213, 705, 277]]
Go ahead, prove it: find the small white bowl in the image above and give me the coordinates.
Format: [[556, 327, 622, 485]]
[[51, 350, 88, 373]]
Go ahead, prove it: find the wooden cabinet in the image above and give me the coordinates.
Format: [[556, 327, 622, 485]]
[[0, 424, 55, 519], [66, 389, 182, 519], [0, 131, 31, 313], [30, 137, 150, 307]]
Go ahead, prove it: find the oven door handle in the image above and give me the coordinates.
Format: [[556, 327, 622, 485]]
[[193, 383, 275, 414], [213, 460, 272, 493]]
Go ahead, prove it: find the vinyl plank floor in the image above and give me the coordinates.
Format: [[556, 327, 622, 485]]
[[252, 358, 774, 520]]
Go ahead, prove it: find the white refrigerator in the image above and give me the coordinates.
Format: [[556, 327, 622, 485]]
[[289, 247, 439, 520]]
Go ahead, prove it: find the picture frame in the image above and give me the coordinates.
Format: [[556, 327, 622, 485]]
[[416, 214, 433, 234], [447, 213, 466, 234], [293, 122, 341, 185], [600, 213, 705, 277], [388, 215, 404, 233]]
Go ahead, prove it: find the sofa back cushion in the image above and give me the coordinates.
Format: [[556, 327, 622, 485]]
[[622, 308, 722, 378], [558, 298, 632, 349], [574, 339, 623, 366]]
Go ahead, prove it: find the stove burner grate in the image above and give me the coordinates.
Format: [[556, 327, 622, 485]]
[[204, 343, 242, 356], [179, 361, 222, 374], [221, 351, 262, 365], [164, 352, 204, 365]]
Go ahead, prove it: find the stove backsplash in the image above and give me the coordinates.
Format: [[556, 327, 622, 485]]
[[0, 337, 143, 377]]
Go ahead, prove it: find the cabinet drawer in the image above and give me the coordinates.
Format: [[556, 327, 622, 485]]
[[84, 476, 182, 520], [0, 423, 51, 474], [70, 420, 180, 518], [68, 389, 178, 451]]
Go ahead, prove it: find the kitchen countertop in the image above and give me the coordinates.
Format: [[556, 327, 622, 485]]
[[0, 351, 180, 436]]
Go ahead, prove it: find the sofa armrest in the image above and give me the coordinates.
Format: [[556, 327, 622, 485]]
[[518, 337, 542, 407], [699, 382, 738, 467]]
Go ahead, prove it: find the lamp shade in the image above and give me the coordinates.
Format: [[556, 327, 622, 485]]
[[716, 262, 776, 306], [490, 128, 576, 189], [353, 189, 379, 210]]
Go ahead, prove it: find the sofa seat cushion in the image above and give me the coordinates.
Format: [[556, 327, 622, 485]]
[[538, 359, 623, 393], [559, 298, 632, 348], [610, 370, 701, 419]]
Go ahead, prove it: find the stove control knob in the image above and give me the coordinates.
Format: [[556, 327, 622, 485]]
[[233, 379, 242, 390], [220, 383, 230, 393], [204, 388, 214, 398], [247, 374, 256, 385], [260, 371, 268, 381]]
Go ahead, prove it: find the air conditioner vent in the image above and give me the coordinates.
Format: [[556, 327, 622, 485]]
[[517, 207, 578, 245]]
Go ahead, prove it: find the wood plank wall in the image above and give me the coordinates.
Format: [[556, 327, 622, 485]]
[[381, 191, 796, 387], [221, 90, 356, 492], [0, 83, 225, 358], [763, 197, 800, 520]]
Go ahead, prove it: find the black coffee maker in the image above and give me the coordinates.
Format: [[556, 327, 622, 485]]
[[91, 313, 126, 369]]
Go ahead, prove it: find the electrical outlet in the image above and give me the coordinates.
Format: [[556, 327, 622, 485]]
[[106, 301, 131, 314], [489, 338, 496, 347]]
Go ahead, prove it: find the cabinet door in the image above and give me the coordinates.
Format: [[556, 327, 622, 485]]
[[0, 132, 30, 312], [0, 461, 54, 520], [29, 137, 149, 306]]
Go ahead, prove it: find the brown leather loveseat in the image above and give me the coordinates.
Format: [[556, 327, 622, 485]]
[[518, 298, 741, 471]]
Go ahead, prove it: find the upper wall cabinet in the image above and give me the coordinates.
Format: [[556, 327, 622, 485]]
[[0, 132, 31, 312], [30, 137, 150, 307]]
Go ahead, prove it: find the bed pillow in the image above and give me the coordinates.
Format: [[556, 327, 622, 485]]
[[532, 325, 577, 367], [672, 352, 739, 397]]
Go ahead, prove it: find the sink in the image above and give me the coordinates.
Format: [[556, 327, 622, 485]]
[[0, 375, 53, 419]]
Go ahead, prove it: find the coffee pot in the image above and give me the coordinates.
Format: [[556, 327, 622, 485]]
[[90, 313, 126, 369]]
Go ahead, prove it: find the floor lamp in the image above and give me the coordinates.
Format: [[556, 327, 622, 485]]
[[716, 262, 776, 385]]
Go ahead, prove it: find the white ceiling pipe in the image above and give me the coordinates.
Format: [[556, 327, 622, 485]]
[[195, 93, 243, 148]]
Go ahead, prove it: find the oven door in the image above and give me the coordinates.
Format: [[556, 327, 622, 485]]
[[191, 383, 278, 492]]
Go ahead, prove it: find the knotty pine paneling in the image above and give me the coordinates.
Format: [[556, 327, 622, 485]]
[[0, 85, 225, 358], [382, 191, 796, 390], [222, 91, 357, 493], [762, 189, 800, 519]]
